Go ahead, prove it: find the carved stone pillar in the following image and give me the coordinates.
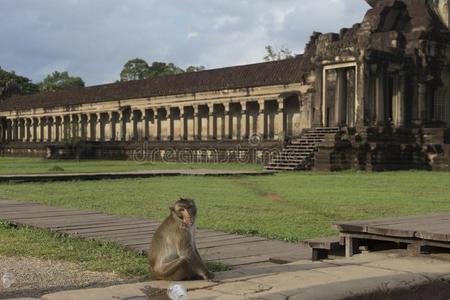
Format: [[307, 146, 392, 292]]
[[138, 109, 146, 140], [124, 110, 133, 142], [180, 107, 186, 141], [376, 68, 386, 125], [34, 118, 41, 142], [193, 106, 199, 140], [232, 106, 239, 140], [117, 111, 125, 142], [143, 109, 150, 141], [275, 99, 284, 138], [208, 105, 215, 140], [240, 102, 247, 140], [417, 83, 427, 124], [78, 114, 84, 139], [26, 118, 33, 142], [224, 104, 231, 140], [48, 116, 56, 142], [393, 74, 405, 127], [11, 118, 18, 141], [148, 109, 156, 141], [257, 101, 265, 138], [55, 117, 61, 142], [166, 107, 173, 141], [102, 112, 111, 141], [172, 108, 181, 141]]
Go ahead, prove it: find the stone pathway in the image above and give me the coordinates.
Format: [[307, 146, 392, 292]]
[[0, 200, 310, 271], [12, 251, 450, 300], [0, 169, 275, 183]]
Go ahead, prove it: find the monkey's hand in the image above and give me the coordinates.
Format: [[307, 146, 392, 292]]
[[200, 271, 215, 281]]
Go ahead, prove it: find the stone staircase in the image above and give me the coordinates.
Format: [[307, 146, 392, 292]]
[[265, 127, 341, 171]]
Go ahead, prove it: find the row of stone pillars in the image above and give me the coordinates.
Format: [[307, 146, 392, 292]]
[[2, 100, 286, 143]]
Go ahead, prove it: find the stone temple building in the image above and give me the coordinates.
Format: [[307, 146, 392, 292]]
[[1, 0, 450, 171]]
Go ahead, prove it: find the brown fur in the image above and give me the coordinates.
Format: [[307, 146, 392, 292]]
[[149, 199, 214, 281]]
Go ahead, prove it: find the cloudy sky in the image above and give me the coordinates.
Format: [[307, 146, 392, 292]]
[[0, 0, 369, 86]]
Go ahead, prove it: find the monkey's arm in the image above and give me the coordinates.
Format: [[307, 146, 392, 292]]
[[152, 257, 190, 280], [177, 239, 214, 280]]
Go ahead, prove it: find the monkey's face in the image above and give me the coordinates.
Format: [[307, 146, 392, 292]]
[[172, 199, 197, 227]]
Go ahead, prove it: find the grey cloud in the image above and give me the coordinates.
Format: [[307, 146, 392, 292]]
[[0, 0, 369, 85]]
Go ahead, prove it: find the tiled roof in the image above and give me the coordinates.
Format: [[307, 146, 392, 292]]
[[0, 56, 309, 112]]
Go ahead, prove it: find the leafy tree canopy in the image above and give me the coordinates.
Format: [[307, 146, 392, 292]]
[[263, 45, 295, 62], [120, 58, 206, 82], [0, 67, 39, 101], [120, 58, 151, 82], [39, 71, 85, 93], [148, 62, 184, 78], [186, 65, 206, 73]]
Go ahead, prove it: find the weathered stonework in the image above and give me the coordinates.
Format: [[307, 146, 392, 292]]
[[1, 0, 450, 170]]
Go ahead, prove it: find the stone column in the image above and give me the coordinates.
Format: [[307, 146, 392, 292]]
[[224, 103, 231, 140], [94, 113, 101, 141], [26, 118, 33, 142], [240, 102, 247, 140], [55, 117, 61, 142], [275, 99, 284, 139], [208, 105, 215, 140], [143, 109, 151, 140], [34, 118, 40, 142], [418, 83, 427, 124], [86, 114, 92, 141], [17, 119, 24, 142], [11, 118, 18, 141], [8, 119, 14, 141], [139, 109, 146, 140], [127, 110, 134, 141], [180, 107, 186, 141], [232, 106, 239, 140], [42, 117, 47, 142], [104, 112, 112, 141], [117, 112, 124, 142], [149, 109, 158, 141], [376, 68, 386, 125], [393, 74, 405, 127], [48, 116, 56, 142], [61, 116, 67, 140], [166, 107, 173, 141], [193, 106, 199, 140], [77, 114, 83, 139], [185, 107, 194, 141], [69, 115, 75, 138], [257, 101, 265, 138]]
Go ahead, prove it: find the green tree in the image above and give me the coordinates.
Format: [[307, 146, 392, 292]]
[[39, 71, 85, 92], [263, 45, 295, 62], [120, 58, 151, 81], [0, 67, 39, 100], [186, 65, 206, 73], [148, 62, 185, 77], [120, 59, 207, 81]]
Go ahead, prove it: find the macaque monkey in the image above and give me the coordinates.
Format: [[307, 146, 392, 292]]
[[149, 199, 214, 281]]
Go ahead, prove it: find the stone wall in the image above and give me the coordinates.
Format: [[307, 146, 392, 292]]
[[0, 140, 282, 164]]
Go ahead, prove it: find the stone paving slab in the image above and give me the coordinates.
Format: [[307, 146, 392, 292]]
[[32, 251, 450, 300], [0, 169, 275, 183]]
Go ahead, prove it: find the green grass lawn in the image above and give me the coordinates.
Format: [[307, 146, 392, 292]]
[[0, 220, 149, 278], [0, 157, 262, 175], [1, 159, 450, 278], [2, 170, 450, 241]]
